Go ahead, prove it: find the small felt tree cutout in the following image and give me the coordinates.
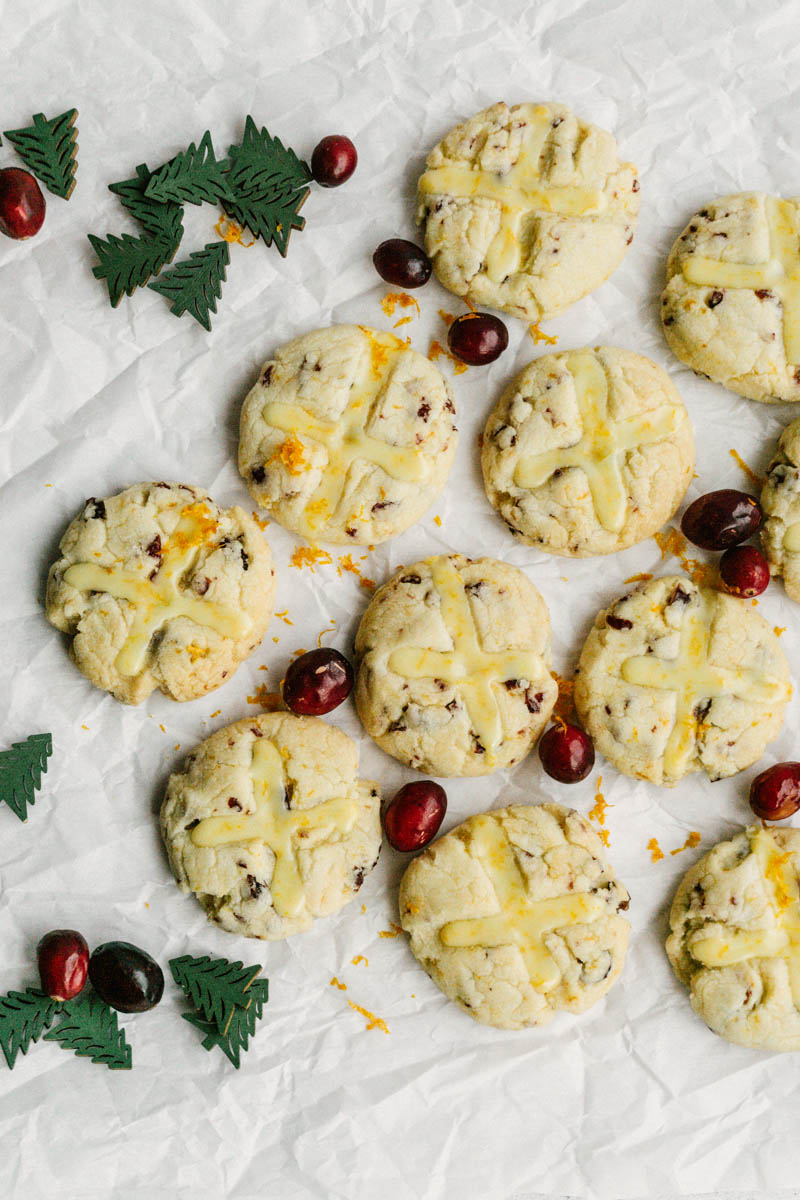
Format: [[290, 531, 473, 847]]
[[0, 733, 53, 822], [109, 163, 184, 243], [144, 131, 231, 207], [148, 240, 230, 330], [183, 979, 269, 1068], [169, 954, 261, 1033], [4, 109, 79, 198], [88, 230, 182, 308], [43, 992, 132, 1070], [224, 116, 312, 256], [0, 988, 59, 1068]]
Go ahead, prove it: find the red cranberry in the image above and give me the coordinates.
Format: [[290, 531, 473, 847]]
[[447, 312, 508, 365], [383, 781, 447, 851], [0, 168, 46, 240], [719, 544, 770, 597], [373, 239, 432, 288], [749, 763, 800, 821], [89, 941, 164, 1013], [37, 929, 89, 1002], [283, 648, 354, 715], [311, 135, 357, 187], [681, 489, 762, 551], [539, 722, 595, 783]]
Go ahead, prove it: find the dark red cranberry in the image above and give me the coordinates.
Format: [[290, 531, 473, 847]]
[[310, 135, 357, 187], [539, 723, 595, 783], [37, 930, 89, 1002], [447, 312, 508, 365], [749, 762, 800, 821], [373, 239, 432, 288], [0, 168, 46, 239], [283, 648, 354, 715], [681, 489, 762, 550], [383, 781, 447, 851], [88, 941, 164, 1013], [719, 544, 770, 597]]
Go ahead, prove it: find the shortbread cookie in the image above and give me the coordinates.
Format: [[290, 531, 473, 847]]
[[354, 554, 558, 776], [238, 324, 457, 545], [482, 346, 694, 555], [417, 101, 639, 322], [667, 826, 800, 1051], [761, 417, 800, 601], [661, 192, 800, 403], [399, 803, 630, 1030], [46, 482, 275, 705], [161, 713, 381, 940], [574, 575, 791, 786]]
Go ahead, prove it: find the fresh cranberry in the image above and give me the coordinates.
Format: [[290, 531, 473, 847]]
[[383, 781, 447, 851], [373, 239, 432, 288], [749, 763, 800, 821], [447, 312, 508, 365], [88, 942, 164, 1013], [0, 168, 46, 239], [681, 489, 762, 551], [311, 135, 357, 187], [37, 929, 89, 1002], [283, 648, 354, 715], [719, 544, 770, 597], [539, 723, 595, 783]]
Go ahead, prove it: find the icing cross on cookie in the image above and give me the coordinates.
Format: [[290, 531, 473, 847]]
[[63, 501, 251, 677], [689, 829, 800, 1007], [418, 104, 608, 283], [620, 589, 786, 778], [513, 350, 681, 532], [387, 557, 549, 762], [682, 195, 800, 365], [439, 815, 606, 990], [190, 737, 356, 919], [261, 330, 428, 536]]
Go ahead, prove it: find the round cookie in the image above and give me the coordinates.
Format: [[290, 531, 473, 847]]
[[354, 554, 558, 777], [661, 192, 800, 403], [238, 324, 457, 545], [761, 417, 800, 601], [161, 713, 381, 940], [667, 825, 800, 1051], [46, 482, 275, 705], [574, 575, 791, 786], [481, 345, 694, 556], [417, 100, 639, 323], [399, 803, 630, 1030]]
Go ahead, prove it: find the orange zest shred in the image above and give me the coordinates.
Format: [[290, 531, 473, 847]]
[[186, 643, 209, 662], [358, 325, 396, 376], [269, 435, 307, 475], [251, 511, 270, 530], [170, 502, 218, 552], [588, 777, 610, 846], [330, 976, 347, 991], [729, 448, 764, 489], [775, 626, 786, 637], [381, 292, 420, 320], [528, 322, 558, 346], [378, 923, 402, 939], [428, 338, 468, 375], [337, 553, 375, 590], [433, 515, 442, 527], [290, 647, 307, 661], [624, 572, 653, 585], [246, 685, 283, 710], [438, 309, 455, 327], [290, 544, 334, 572], [317, 620, 336, 647], [393, 316, 413, 328], [550, 671, 577, 723], [670, 832, 701, 856], [214, 215, 255, 247], [351, 955, 368, 967], [766, 851, 794, 913], [274, 609, 293, 626], [653, 526, 714, 586], [647, 837, 665, 863], [347, 1000, 389, 1034]]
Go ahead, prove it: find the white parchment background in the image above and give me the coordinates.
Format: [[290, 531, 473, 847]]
[[2, 1, 800, 1197]]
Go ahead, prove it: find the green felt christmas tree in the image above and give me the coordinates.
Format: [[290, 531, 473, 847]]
[[183, 981, 269, 1068], [0, 988, 59, 1068], [0, 733, 53, 822], [147, 241, 230, 330], [88, 230, 182, 308], [169, 953, 262, 1033], [108, 163, 184, 243], [43, 993, 132, 1070], [144, 131, 231, 207], [4, 109, 79, 198], [223, 116, 311, 256]]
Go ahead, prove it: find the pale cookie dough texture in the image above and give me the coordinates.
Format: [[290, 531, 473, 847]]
[[46, 482, 275, 705], [161, 713, 381, 940], [238, 324, 457, 545], [667, 825, 800, 1051], [399, 803, 630, 1030], [354, 554, 558, 777], [761, 416, 800, 602], [661, 192, 800, 403], [574, 575, 791, 786], [481, 345, 694, 556], [417, 101, 639, 322]]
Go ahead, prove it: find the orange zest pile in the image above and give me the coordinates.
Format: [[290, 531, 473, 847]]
[[428, 339, 468, 375], [347, 1000, 389, 1034], [528, 322, 557, 346], [269, 435, 306, 475], [653, 526, 714, 586], [647, 838, 665, 863], [670, 832, 701, 856], [290, 544, 334, 571], [246, 684, 283, 710], [729, 448, 764, 488], [213, 215, 255, 247]]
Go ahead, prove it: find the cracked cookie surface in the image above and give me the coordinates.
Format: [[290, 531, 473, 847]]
[[481, 345, 694, 556], [417, 101, 638, 322], [399, 803, 630, 1030], [238, 324, 457, 545], [761, 416, 800, 601], [46, 481, 275, 705], [161, 713, 381, 940]]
